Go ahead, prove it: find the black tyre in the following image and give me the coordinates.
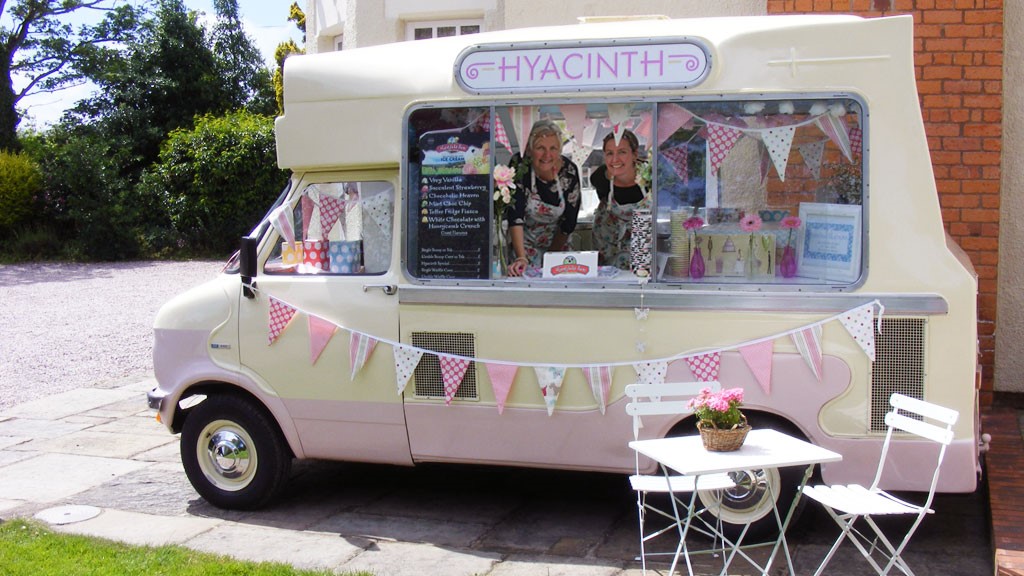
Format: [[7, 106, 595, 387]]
[[180, 394, 292, 510], [693, 413, 807, 542]]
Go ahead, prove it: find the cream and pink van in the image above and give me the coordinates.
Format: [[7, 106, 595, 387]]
[[149, 14, 982, 536]]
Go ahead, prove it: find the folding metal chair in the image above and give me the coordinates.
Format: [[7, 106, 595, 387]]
[[801, 392, 959, 576], [625, 381, 735, 574]]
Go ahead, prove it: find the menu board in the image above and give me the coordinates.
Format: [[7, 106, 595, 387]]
[[415, 127, 492, 279]]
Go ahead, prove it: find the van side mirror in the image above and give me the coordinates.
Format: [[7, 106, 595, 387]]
[[240, 236, 258, 299]]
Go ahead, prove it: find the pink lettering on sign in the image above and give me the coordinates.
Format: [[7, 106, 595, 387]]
[[456, 41, 709, 94]]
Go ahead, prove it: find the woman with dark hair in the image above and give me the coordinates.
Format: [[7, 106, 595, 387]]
[[591, 129, 650, 269]]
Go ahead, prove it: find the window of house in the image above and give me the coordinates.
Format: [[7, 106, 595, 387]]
[[265, 181, 394, 275], [404, 97, 866, 288], [408, 20, 482, 41]]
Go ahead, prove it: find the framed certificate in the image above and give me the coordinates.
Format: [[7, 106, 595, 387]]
[[796, 202, 863, 283]]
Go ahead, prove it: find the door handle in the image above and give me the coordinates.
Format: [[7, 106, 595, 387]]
[[363, 284, 397, 295]]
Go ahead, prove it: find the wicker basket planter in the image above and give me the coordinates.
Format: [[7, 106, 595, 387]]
[[696, 414, 750, 452]]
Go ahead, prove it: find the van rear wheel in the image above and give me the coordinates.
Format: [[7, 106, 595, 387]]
[[180, 395, 291, 510]]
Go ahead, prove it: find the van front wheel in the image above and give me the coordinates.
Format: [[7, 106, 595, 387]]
[[180, 395, 291, 510]]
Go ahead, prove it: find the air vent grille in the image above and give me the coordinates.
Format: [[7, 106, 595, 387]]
[[410, 332, 477, 400], [870, 317, 926, 431]]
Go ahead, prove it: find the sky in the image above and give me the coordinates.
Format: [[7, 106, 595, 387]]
[[15, 0, 302, 129]]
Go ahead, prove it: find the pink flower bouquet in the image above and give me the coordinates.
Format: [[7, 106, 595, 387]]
[[688, 386, 746, 429]]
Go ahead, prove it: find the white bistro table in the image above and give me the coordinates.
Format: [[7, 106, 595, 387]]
[[629, 428, 842, 576]]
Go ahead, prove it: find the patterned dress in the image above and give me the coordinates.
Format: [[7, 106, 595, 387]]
[[509, 157, 581, 267], [592, 182, 651, 269]]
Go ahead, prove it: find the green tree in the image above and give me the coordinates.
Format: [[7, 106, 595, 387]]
[[211, 0, 275, 114], [139, 110, 288, 254], [273, 2, 305, 114], [0, 0, 139, 151]]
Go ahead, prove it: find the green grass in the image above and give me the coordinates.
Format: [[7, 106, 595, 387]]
[[0, 518, 373, 576]]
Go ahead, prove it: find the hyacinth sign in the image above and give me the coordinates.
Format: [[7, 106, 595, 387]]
[[455, 39, 711, 94]]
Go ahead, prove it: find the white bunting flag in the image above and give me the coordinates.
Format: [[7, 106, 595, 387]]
[[393, 344, 424, 395], [307, 314, 337, 365], [349, 332, 378, 380], [268, 205, 295, 246], [608, 103, 631, 144], [583, 365, 613, 415], [762, 125, 796, 182], [815, 114, 853, 162], [486, 362, 519, 414], [633, 361, 668, 385], [268, 297, 297, 345], [791, 325, 824, 382], [534, 366, 567, 416], [839, 303, 877, 361]]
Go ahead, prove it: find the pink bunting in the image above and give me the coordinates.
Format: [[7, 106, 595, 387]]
[[268, 297, 297, 345], [583, 365, 613, 415], [799, 140, 826, 181], [307, 314, 337, 364], [685, 352, 721, 382], [657, 103, 695, 146], [706, 124, 744, 175], [634, 111, 653, 142], [493, 113, 512, 152], [815, 114, 853, 163], [660, 144, 689, 184], [301, 195, 314, 238], [318, 195, 346, 239], [486, 363, 518, 414], [848, 126, 863, 159], [269, 205, 295, 245], [791, 325, 824, 382], [739, 340, 775, 395], [560, 104, 589, 146], [439, 354, 471, 405], [349, 332, 377, 380]]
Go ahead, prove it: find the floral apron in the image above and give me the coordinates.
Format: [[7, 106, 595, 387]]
[[593, 186, 651, 269], [521, 175, 567, 267]]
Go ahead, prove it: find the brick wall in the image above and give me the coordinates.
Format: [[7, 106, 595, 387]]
[[767, 0, 1004, 404]]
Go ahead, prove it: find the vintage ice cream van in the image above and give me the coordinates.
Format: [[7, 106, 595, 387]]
[[149, 14, 982, 535]]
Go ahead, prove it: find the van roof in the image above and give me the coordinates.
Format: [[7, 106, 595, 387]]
[[276, 14, 908, 171]]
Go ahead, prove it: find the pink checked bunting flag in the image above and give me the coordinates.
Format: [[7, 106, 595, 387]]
[[534, 366, 567, 416], [706, 123, 744, 175], [493, 113, 512, 152], [318, 195, 346, 239], [839, 303, 877, 361], [392, 344, 424, 395], [660, 144, 690, 184], [307, 315, 337, 364], [583, 365, 613, 415], [685, 352, 721, 382], [268, 297, 297, 345], [439, 354, 471, 405], [739, 340, 775, 394], [791, 325, 824, 382], [486, 363, 518, 414], [349, 332, 377, 380]]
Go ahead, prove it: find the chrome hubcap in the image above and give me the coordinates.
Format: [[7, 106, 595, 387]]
[[207, 430, 250, 479]]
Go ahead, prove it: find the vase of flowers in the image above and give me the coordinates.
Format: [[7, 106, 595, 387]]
[[779, 215, 802, 278], [684, 216, 705, 279], [492, 165, 517, 276], [688, 386, 749, 451]]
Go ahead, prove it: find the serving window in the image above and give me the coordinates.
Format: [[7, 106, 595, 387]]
[[404, 97, 865, 287]]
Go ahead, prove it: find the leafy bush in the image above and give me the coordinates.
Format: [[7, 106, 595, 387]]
[[0, 150, 42, 233], [21, 125, 141, 260], [138, 110, 288, 255]]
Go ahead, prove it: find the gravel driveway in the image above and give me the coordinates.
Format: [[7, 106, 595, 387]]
[[0, 260, 224, 410]]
